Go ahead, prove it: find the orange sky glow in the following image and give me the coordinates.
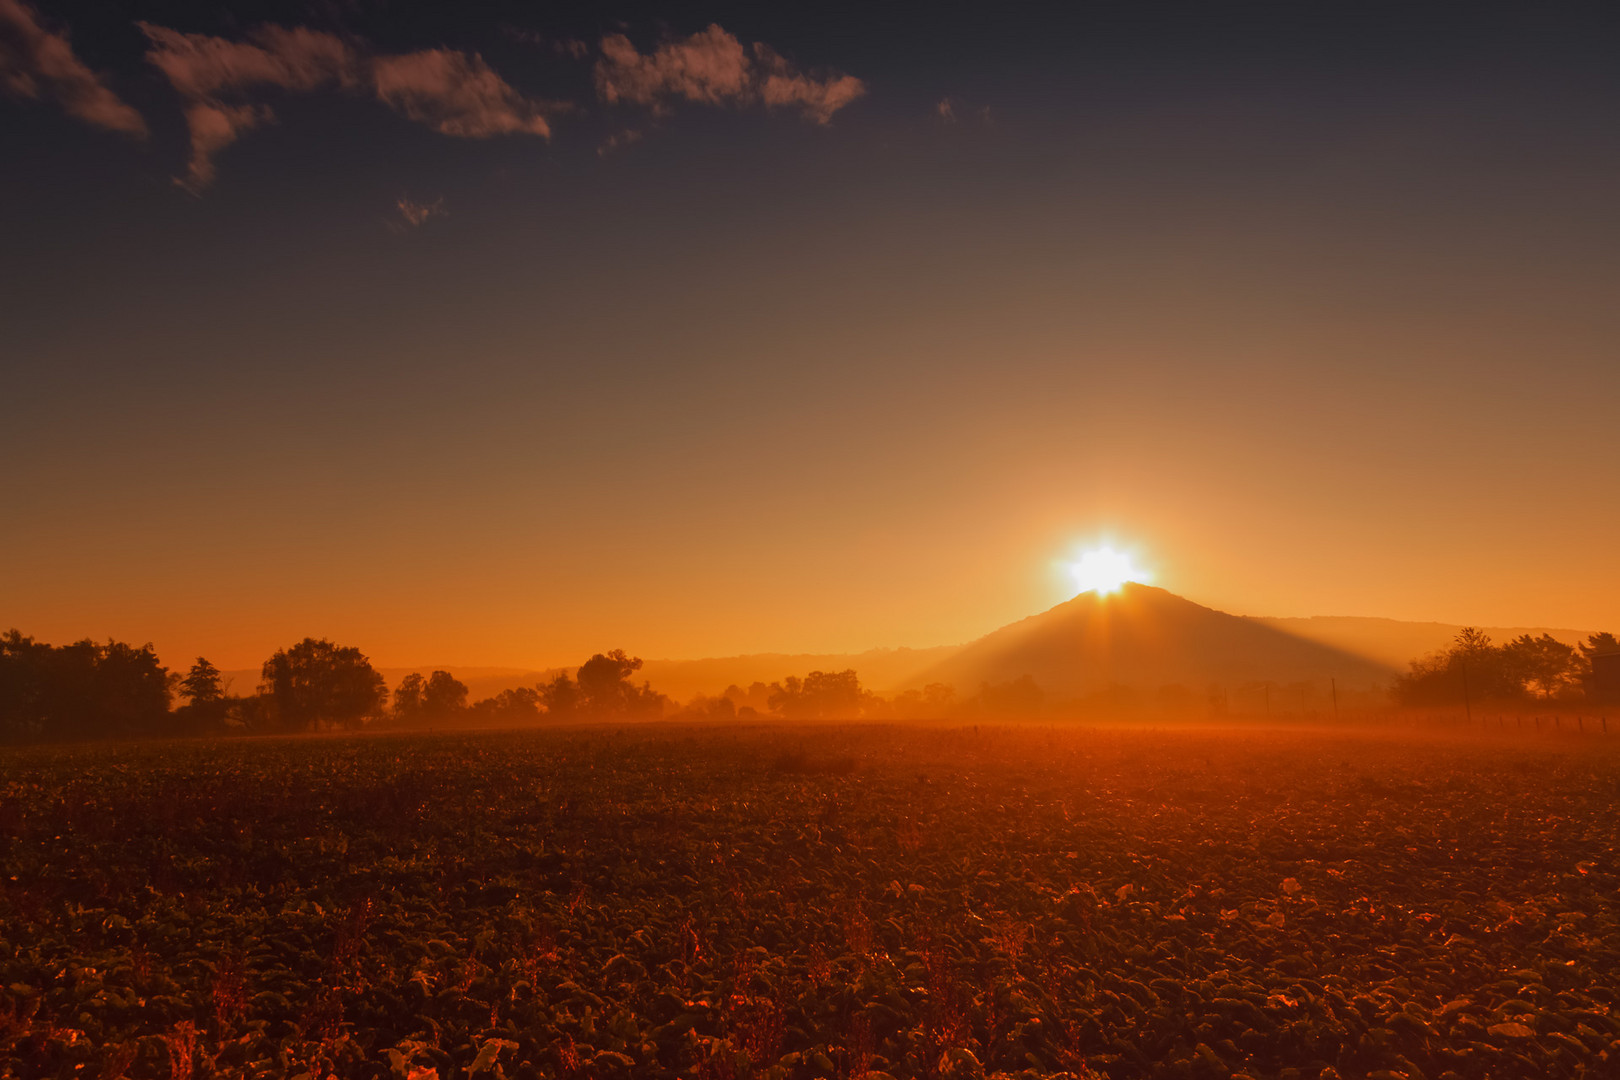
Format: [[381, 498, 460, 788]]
[[4, 4, 1617, 672]]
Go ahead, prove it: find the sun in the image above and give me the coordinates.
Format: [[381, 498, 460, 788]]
[[1067, 546, 1151, 596]]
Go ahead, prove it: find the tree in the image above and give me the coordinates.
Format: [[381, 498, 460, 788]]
[[1579, 632, 1619, 662], [768, 669, 867, 719], [91, 640, 173, 734], [1395, 627, 1588, 705], [260, 638, 386, 731], [1, 630, 58, 740], [469, 687, 542, 724], [177, 657, 229, 732], [180, 657, 226, 707], [891, 682, 957, 719], [539, 672, 581, 719], [678, 693, 737, 721], [577, 650, 639, 713], [0, 631, 171, 740], [230, 694, 275, 733], [575, 650, 666, 718], [1453, 626, 1494, 659], [1501, 634, 1580, 700], [723, 682, 773, 713], [422, 671, 469, 718], [393, 673, 426, 723], [1579, 633, 1620, 703]]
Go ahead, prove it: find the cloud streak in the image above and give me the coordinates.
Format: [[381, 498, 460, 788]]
[[12, 13, 866, 191], [595, 25, 863, 125], [139, 23, 554, 189], [0, 0, 146, 135], [395, 195, 445, 227], [372, 50, 551, 138]]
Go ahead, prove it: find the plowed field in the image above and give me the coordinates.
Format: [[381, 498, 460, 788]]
[[3, 724, 1617, 1079]]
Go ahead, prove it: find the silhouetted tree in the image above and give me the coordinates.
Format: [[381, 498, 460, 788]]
[[578, 650, 637, 711], [229, 693, 275, 733], [1453, 626, 1494, 659], [469, 686, 542, 724], [0, 630, 171, 741], [677, 693, 737, 721], [1581, 632, 1620, 703], [1579, 632, 1620, 662], [391, 670, 469, 725], [576, 650, 666, 718], [176, 657, 229, 732], [422, 670, 469, 718], [538, 672, 581, 719], [723, 682, 773, 714], [260, 638, 385, 731], [1501, 634, 1580, 699], [890, 682, 957, 719], [180, 657, 225, 706], [768, 669, 867, 719], [1396, 627, 1592, 705], [393, 672, 426, 723], [0, 631, 43, 739]]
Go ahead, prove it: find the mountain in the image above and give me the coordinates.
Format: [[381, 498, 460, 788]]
[[1252, 615, 1601, 672], [911, 584, 1395, 699]]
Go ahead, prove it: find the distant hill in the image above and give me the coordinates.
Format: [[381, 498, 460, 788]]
[[1252, 615, 1602, 672], [910, 584, 1395, 699]]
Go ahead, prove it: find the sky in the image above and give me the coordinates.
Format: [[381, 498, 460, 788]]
[[4, 0, 1619, 671]]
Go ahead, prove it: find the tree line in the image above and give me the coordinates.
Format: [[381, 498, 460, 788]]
[[0, 630, 1031, 741], [9, 621, 1613, 741], [0, 633, 673, 741], [0, 631, 171, 741], [1393, 628, 1618, 706]]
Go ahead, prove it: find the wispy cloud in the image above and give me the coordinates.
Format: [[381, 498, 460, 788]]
[[372, 50, 551, 138], [595, 24, 863, 125], [0, 0, 146, 135], [753, 44, 865, 125], [13, 11, 865, 191], [395, 194, 445, 227], [596, 127, 642, 156], [502, 26, 588, 60], [935, 95, 990, 126], [139, 23, 555, 190]]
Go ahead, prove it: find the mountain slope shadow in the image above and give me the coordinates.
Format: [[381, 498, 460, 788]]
[[914, 583, 1394, 698]]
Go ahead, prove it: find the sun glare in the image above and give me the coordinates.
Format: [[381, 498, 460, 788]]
[[1068, 546, 1151, 596]]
